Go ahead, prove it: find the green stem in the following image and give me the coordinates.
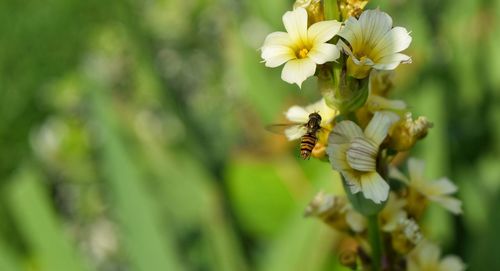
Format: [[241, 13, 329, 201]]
[[368, 215, 382, 271], [323, 0, 339, 20]]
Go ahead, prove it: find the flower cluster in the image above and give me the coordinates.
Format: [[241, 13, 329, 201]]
[[260, 0, 464, 270]]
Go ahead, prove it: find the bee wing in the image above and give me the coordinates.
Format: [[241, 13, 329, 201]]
[[265, 124, 307, 141]]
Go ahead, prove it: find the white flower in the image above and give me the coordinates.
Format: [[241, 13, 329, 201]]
[[261, 8, 341, 87], [326, 111, 399, 203], [284, 98, 338, 140], [389, 158, 463, 214], [408, 241, 466, 271], [337, 9, 412, 79]]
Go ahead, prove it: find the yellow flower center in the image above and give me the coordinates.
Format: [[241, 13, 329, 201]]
[[297, 48, 309, 59]]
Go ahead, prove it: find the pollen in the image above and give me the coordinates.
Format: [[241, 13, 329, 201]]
[[297, 48, 309, 59]]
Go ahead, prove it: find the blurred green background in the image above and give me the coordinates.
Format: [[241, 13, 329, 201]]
[[1, 0, 499, 270]]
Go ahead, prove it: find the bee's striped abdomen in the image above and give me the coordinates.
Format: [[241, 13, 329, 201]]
[[300, 132, 318, 159]]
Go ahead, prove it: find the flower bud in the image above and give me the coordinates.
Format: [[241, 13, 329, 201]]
[[293, 0, 324, 25], [388, 112, 433, 151], [305, 192, 351, 232], [339, 0, 369, 19]]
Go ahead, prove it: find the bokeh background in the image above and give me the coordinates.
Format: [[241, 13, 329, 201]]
[[1, 0, 500, 270]]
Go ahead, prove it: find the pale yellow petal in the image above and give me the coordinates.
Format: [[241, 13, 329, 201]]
[[360, 172, 389, 204], [284, 125, 307, 141], [346, 137, 378, 172], [285, 105, 310, 123], [430, 177, 458, 195], [281, 58, 317, 87], [388, 166, 410, 184], [372, 26, 412, 58], [408, 158, 425, 183], [262, 31, 294, 47], [330, 120, 364, 145], [307, 20, 342, 44], [415, 241, 441, 266], [338, 16, 363, 51], [261, 45, 296, 67], [372, 53, 411, 70], [282, 8, 308, 46], [359, 9, 393, 49], [439, 256, 466, 271], [326, 143, 351, 172], [346, 209, 366, 232], [364, 111, 399, 146], [430, 196, 463, 215], [307, 43, 340, 64], [367, 95, 407, 111]]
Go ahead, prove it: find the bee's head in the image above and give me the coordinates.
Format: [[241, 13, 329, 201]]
[[309, 112, 322, 122]]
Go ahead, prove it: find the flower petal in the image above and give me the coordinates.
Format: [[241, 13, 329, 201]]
[[367, 95, 407, 112], [282, 8, 308, 46], [308, 20, 342, 44], [415, 241, 441, 265], [372, 26, 412, 58], [364, 111, 399, 146], [281, 58, 317, 87], [262, 31, 294, 47], [439, 256, 466, 271], [360, 172, 389, 204], [408, 158, 425, 183], [308, 43, 340, 64], [261, 45, 296, 67], [372, 53, 411, 70], [430, 196, 463, 215], [326, 143, 351, 172], [285, 105, 310, 123], [284, 125, 308, 140], [430, 177, 458, 195], [338, 16, 363, 51], [329, 120, 364, 145], [346, 137, 378, 172], [388, 166, 410, 184], [346, 209, 366, 232], [359, 9, 393, 49]]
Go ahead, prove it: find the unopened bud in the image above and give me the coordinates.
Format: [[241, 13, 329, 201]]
[[305, 192, 351, 232], [340, 0, 369, 19], [294, 0, 324, 25]]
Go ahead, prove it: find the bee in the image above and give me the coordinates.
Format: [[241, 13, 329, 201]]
[[267, 112, 328, 159]]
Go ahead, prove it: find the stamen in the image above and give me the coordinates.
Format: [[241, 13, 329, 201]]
[[297, 48, 309, 59]]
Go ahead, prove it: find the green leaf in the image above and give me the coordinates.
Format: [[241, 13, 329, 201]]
[[90, 83, 185, 271], [7, 168, 91, 271]]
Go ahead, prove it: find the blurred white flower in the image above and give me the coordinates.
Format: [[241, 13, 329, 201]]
[[408, 240, 466, 271], [389, 158, 463, 214], [337, 9, 412, 79], [261, 8, 341, 87], [284, 98, 338, 140], [326, 111, 399, 203]]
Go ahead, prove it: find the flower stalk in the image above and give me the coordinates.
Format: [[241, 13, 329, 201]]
[[368, 215, 383, 271]]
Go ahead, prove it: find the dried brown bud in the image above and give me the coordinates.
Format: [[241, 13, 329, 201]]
[[388, 112, 433, 151]]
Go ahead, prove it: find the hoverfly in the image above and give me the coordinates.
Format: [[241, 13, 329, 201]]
[[267, 112, 331, 159]]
